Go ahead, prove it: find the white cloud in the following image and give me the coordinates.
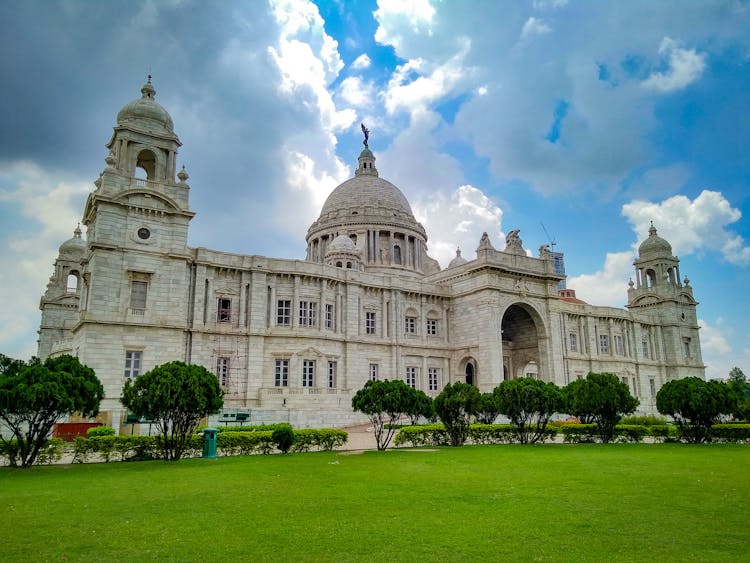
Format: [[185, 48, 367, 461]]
[[0, 161, 90, 358], [351, 54, 371, 70], [642, 37, 707, 93], [383, 38, 471, 116], [567, 251, 634, 307], [413, 184, 504, 266], [374, 0, 436, 50], [338, 76, 375, 108], [520, 17, 551, 41], [622, 190, 750, 265]]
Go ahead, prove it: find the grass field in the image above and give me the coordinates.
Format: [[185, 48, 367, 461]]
[[2, 444, 748, 561]]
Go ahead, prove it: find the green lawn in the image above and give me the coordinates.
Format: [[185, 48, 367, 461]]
[[2, 444, 748, 561]]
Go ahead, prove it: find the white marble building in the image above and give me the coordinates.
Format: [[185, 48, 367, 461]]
[[38, 80, 705, 430]]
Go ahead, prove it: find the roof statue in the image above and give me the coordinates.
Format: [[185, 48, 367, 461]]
[[361, 123, 370, 148]]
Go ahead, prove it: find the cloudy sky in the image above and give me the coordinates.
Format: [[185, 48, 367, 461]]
[[1, 0, 748, 378]]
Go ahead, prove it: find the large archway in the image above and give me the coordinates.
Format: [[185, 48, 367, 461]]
[[501, 304, 543, 380]]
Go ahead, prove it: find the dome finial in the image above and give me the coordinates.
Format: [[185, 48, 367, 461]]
[[361, 123, 370, 148], [74, 223, 82, 238], [649, 221, 657, 236], [141, 75, 156, 100]]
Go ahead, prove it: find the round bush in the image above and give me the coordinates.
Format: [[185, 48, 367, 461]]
[[272, 424, 295, 454]]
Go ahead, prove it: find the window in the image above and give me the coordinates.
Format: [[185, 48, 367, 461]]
[[216, 357, 230, 388], [406, 366, 417, 389], [683, 337, 691, 359], [277, 299, 291, 326], [217, 298, 231, 323], [299, 300, 317, 327], [405, 316, 416, 335], [365, 311, 376, 334], [394, 244, 402, 264], [649, 378, 656, 397], [274, 359, 289, 387], [325, 303, 334, 330], [302, 360, 315, 387], [428, 368, 439, 391], [124, 351, 142, 378], [569, 332, 578, 352], [67, 273, 78, 293], [642, 339, 650, 359], [614, 335, 624, 355], [369, 363, 379, 381], [599, 334, 609, 354], [426, 319, 438, 336], [130, 280, 148, 311], [622, 376, 628, 386], [327, 361, 337, 388]]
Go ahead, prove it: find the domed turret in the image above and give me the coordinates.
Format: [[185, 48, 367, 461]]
[[638, 223, 673, 258], [324, 235, 362, 270], [58, 225, 86, 256], [116, 76, 174, 135], [448, 248, 468, 268]]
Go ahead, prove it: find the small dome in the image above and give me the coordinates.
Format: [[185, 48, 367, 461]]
[[116, 77, 174, 134], [326, 235, 358, 256], [638, 223, 672, 257], [448, 248, 468, 268], [59, 226, 86, 255]]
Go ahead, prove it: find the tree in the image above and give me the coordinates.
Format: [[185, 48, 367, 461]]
[[494, 377, 562, 444], [726, 368, 750, 422], [562, 372, 638, 443], [434, 382, 482, 446], [477, 392, 500, 425], [656, 377, 734, 443], [404, 388, 434, 425], [121, 361, 224, 461], [0, 354, 104, 468], [352, 379, 413, 450]]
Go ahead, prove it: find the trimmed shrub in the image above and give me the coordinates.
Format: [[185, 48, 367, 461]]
[[649, 425, 678, 442], [87, 425, 116, 437], [292, 429, 348, 452], [394, 424, 558, 447], [0, 438, 64, 465], [216, 431, 274, 455], [272, 424, 295, 454], [710, 424, 750, 443]]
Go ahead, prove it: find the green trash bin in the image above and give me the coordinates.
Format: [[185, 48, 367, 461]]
[[202, 427, 218, 459]]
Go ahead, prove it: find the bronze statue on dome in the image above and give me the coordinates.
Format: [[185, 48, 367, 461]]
[[361, 123, 370, 148]]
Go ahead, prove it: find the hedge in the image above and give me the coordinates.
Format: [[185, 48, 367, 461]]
[[197, 423, 288, 433], [66, 427, 349, 462], [703, 424, 750, 443], [394, 424, 558, 447]]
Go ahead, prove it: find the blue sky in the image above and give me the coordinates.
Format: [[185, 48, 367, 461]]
[[0, 0, 748, 379]]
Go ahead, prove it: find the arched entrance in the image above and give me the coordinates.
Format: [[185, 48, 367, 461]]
[[501, 303, 543, 380]]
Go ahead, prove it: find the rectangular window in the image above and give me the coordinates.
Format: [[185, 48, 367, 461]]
[[217, 298, 231, 323], [325, 303, 334, 330], [428, 367, 439, 391], [299, 300, 317, 327], [216, 357, 230, 388], [302, 360, 315, 387], [366, 311, 376, 334], [124, 350, 142, 378], [404, 316, 417, 335], [599, 334, 609, 354], [406, 366, 417, 389], [277, 299, 291, 326], [649, 378, 656, 397], [614, 335, 624, 355], [130, 281, 148, 311], [426, 319, 438, 336], [327, 361, 337, 389], [683, 337, 691, 358], [569, 332, 578, 352], [274, 359, 289, 387], [369, 363, 379, 381], [622, 376, 628, 386], [642, 339, 650, 359]]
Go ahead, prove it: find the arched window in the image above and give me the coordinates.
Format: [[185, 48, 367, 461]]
[[135, 149, 157, 180], [465, 363, 474, 386], [645, 269, 656, 288], [66, 273, 78, 292]]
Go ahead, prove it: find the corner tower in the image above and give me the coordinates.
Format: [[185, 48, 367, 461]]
[[627, 224, 704, 380]]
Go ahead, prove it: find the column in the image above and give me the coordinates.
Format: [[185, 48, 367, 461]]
[[292, 276, 300, 329]]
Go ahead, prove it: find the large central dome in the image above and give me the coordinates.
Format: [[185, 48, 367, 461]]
[[308, 148, 424, 237], [305, 147, 438, 276]]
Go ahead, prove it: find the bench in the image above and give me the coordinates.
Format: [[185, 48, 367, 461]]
[[218, 412, 250, 426]]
